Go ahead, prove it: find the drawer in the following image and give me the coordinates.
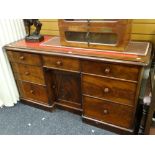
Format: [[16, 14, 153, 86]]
[[83, 96, 134, 129], [81, 60, 139, 81], [82, 74, 137, 106], [7, 51, 42, 66], [18, 81, 48, 104], [43, 55, 80, 71], [11, 63, 45, 85]]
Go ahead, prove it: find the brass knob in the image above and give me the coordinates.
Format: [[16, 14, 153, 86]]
[[25, 71, 30, 75], [104, 87, 109, 93], [103, 109, 108, 114], [30, 90, 34, 94], [56, 61, 62, 66], [19, 56, 24, 60], [104, 67, 110, 73]]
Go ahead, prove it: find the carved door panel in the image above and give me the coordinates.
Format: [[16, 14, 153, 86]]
[[45, 69, 82, 109], [52, 70, 82, 105]]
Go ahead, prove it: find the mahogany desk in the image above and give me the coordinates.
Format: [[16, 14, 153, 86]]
[[5, 36, 154, 134]]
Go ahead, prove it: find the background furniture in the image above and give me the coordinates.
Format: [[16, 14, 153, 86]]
[[138, 58, 155, 134], [58, 19, 132, 51], [31, 19, 155, 47]]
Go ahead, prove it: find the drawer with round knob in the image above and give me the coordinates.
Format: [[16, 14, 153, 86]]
[[83, 96, 134, 129], [82, 74, 137, 106], [18, 81, 49, 104], [43, 55, 80, 72], [7, 51, 42, 66], [81, 60, 140, 82], [11, 63, 45, 85]]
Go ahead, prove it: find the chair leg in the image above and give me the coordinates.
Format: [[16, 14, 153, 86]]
[[138, 104, 149, 135]]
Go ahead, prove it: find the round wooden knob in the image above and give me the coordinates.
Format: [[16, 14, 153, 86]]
[[19, 56, 24, 60], [103, 109, 108, 114], [25, 71, 30, 75], [104, 87, 109, 93], [56, 61, 62, 66], [104, 68, 110, 73], [52, 85, 56, 89], [30, 90, 34, 94], [62, 95, 65, 98]]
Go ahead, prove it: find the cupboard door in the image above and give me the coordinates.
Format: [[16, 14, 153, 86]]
[[58, 19, 132, 51], [52, 70, 82, 109], [88, 25, 130, 51], [58, 19, 88, 48]]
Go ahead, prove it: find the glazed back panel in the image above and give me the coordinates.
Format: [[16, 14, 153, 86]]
[[58, 19, 132, 51]]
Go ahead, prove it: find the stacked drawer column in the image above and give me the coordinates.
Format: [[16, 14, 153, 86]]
[[7, 51, 50, 106], [81, 60, 141, 131]]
